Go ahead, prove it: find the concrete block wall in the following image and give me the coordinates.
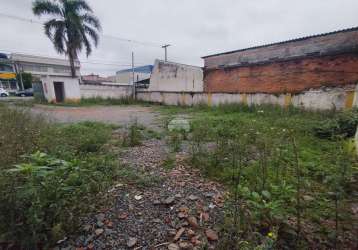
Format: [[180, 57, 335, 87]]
[[41, 76, 81, 103], [136, 84, 358, 110], [148, 60, 203, 92], [80, 84, 132, 99]]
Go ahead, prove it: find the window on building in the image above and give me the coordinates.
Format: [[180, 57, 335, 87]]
[[53, 65, 71, 74], [0, 64, 13, 72], [22, 64, 48, 73]]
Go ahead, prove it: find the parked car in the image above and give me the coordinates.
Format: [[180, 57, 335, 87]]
[[0, 88, 9, 97], [16, 88, 34, 97]]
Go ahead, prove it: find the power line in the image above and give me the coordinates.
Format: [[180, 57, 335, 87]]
[[0, 12, 165, 48], [0, 49, 149, 67], [81, 61, 133, 67], [0, 12, 42, 24], [103, 34, 162, 48]]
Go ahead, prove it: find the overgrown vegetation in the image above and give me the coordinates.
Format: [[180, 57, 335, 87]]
[[43, 97, 145, 107], [1, 102, 358, 249], [79, 97, 140, 106], [16, 72, 33, 90], [160, 104, 358, 249], [121, 120, 144, 147], [313, 109, 358, 139], [0, 106, 121, 248]]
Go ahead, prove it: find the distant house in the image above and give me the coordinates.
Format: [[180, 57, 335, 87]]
[[11, 53, 81, 103], [116, 65, 153, 85], [0, 53, 18, 93], [116, 60, 203, 92], [81, 74, 113, 85]]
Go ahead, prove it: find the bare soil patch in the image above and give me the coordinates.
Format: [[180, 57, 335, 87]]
[[29, 105, 163, 130], [58, 139, 225, 250]]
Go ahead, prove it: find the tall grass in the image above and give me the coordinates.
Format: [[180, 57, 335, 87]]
[[0, 105, 49, 168], [42, 97, 150, 107], [0, 106, 121, 248], [179, 104, 358, 249]]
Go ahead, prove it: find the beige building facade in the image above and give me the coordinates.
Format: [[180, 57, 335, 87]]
[[11, 53, 81, 102]]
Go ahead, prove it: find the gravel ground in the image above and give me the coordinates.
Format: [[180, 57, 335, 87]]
[[29, 105, 163, 131], [57, 139, 226, 250]]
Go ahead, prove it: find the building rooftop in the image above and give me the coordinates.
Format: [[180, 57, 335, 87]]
[[202, 26, 358, 59], [155, 59, 202, 69], [82, 74, 112, 83], [116, 65, 153, 74], [10, 53, 80, 67]]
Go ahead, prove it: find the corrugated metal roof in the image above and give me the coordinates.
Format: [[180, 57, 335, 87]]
[[116, 65, 153, 74]]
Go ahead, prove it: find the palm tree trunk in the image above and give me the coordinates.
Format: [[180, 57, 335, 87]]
[[68, 50, 77, 78]]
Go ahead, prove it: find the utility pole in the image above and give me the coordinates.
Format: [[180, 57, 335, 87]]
[[14, 62, 24, 90], [162, 44, 171, 62], [132, 52, 135, 99]]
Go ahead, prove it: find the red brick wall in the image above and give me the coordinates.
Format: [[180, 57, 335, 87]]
[[204, 54, 358, 94]]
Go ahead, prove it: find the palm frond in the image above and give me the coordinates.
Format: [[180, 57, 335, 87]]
[[53, 23, 67, 54], [35, 0, 100, 72], [64, 0, 93, 13], [32, 0, 62, 16], [44, 19, 67, 54], [83, 25, 99, 47], [81, 14, 101, 31], [80, 29, 92, 57]]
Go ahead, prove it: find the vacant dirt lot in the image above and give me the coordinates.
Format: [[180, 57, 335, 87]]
[[29, 105, 163, 130]]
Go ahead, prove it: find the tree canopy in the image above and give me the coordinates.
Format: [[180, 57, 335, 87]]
[[33, 0, 101, 77]]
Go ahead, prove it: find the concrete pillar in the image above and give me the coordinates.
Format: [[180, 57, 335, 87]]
[[284, 93, 292, 107], [345, 90, 355, 109]]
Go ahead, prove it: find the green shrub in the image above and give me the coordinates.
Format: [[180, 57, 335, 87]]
[[0, 107, 118, 248], [167, 131, 184, 152], [44, 121, 114, 157], [313, 109, 358, 139], [0, 106, 49, 168], [182, 104, 357, 248], [80, 97, 138, 106], [44, 97, 147, 107], [0, 151, 119, 248], [122, 120, 143, 147], [161, 154, 176, 170]]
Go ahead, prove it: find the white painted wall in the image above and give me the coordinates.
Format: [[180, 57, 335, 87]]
[[116, 71, 151, 84], [137, 85, 358, 110], [291, 88, 347, 110], [11, 53, 80, 77], [41, 76, 81, 102], [148, 60, 203, 92], [11, 53, 82, 102], [80, 84, 132, 99]]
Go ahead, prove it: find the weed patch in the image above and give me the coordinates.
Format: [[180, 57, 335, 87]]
[[0, 106, 49, 168], [0, 107, 120, 248], [161, 154, 176, 171], [122, 120, 143, 147], [313, 109, 358, 139], [40, 97, 149, 107], [164, 103, 358, 249]]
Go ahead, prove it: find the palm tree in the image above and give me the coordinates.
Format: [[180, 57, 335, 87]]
[[32, 0, 101, 77]]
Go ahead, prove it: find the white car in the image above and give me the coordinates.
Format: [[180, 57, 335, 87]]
[[0, 88, 9, 97]]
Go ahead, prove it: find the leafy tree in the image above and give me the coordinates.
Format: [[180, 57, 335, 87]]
[[32, 0, 101, 77], [17, 72, 33, 89]]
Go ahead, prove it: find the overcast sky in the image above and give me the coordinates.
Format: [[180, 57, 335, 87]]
[[1, 0, 358, 76]]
